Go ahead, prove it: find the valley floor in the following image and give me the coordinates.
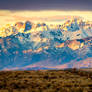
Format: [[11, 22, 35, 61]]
[[0, 69, 92, 92]]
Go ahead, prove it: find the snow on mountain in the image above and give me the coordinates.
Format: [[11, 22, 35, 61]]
[[0, 17, 92, 70]]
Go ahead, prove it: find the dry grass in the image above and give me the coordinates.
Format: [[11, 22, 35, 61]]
[[0, 69, 92, 92]]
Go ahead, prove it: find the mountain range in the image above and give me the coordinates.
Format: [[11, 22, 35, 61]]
[[0, 17, 92, 70]]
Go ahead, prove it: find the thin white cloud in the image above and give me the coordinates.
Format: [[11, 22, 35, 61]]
[[0, 10, 92, 27]]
